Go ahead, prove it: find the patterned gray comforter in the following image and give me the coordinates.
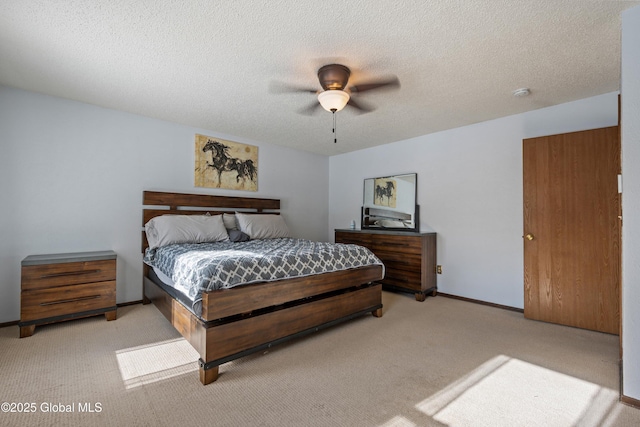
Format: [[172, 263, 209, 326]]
[[143, 238, 383, 311]]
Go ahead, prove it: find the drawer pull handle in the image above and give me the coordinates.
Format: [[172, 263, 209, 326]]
[[40, 269, 101, 279], [40, 295, 101, 306]]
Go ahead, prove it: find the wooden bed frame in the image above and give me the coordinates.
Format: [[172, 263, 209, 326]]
[[141, 191, 384, 385]]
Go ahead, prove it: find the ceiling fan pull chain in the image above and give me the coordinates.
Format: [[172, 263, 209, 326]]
[[333, 110, 337, 144]]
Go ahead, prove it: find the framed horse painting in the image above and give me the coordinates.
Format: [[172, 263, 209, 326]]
[[194, 134, 258, 191]]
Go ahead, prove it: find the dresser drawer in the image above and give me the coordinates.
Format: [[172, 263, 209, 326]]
[[21, 281, 116, 322], [371, 234, 422, 255], [335, 232, 373, 246], [374, 248, 422, 266], [382, 270, 422, 292], [21, 259, 116, 291]]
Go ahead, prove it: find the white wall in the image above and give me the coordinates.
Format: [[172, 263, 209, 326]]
[[329, 92, 619, 309], [622, 4, 640, 402], [0, 85, 329, 323]]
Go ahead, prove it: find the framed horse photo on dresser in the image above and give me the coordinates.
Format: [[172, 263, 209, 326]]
[[194, 134, 258, 191]]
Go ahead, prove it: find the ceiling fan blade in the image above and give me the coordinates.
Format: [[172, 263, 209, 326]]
[[298, 101, 323, 115], [349, 76, 400, 94], [269, 81, 318, 94], [346, 97, 375, 113]]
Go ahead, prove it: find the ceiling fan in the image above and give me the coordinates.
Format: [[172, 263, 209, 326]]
[[272, 64, 400, 115]]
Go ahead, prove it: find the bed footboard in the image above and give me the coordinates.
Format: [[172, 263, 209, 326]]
[[198, 283, 382, 383], [143, 276, 382, 385]]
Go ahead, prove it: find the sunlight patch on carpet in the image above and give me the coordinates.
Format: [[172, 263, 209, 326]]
[[416, 355, 619, 427], [116, 338, 200, 389], [378, 415, 417, 427]]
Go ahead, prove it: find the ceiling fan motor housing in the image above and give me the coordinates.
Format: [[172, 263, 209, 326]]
[[318, 64, 351, 91]]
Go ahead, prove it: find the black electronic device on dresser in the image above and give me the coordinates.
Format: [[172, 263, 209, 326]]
[[335, 229, 437, 301]]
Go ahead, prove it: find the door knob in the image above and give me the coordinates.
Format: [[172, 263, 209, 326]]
[[524, 233, 535, 241]]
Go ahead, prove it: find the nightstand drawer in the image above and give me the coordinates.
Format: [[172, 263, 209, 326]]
[[21, 281, 116, 322], [22, 259, 116, 291]]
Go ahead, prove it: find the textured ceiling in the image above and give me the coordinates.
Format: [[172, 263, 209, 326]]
[[1, 0, 638, 156]]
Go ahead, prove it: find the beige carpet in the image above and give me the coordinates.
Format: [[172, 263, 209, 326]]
[[1, 291, 638, 427]]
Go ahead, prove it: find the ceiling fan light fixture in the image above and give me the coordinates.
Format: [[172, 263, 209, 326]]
[[318, 90, 350, 112]]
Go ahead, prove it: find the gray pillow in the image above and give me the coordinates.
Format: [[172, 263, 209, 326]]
[[145, 214, 229, 249], [228, 230, 250, 242], [235, 212, 291, 239]]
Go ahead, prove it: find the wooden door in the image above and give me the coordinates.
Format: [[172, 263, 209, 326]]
[[523, 127, 620, 334]]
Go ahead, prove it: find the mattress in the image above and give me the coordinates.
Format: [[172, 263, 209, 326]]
[[148, 267, 203, 317], [144, 237, 383, 313]]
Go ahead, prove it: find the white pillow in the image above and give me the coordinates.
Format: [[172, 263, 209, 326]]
[[145, 214, 229, 249], [235, 212, 291, 239]]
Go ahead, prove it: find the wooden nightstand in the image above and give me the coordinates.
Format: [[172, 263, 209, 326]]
[[19, 250, 117, 338]]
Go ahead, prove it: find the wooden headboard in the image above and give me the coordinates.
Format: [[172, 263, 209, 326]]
[[142, 191, 281, 251]]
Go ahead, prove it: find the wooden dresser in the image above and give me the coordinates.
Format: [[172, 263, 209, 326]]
[[19, 250, 117, 337], [335, 229, 437, 301]]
